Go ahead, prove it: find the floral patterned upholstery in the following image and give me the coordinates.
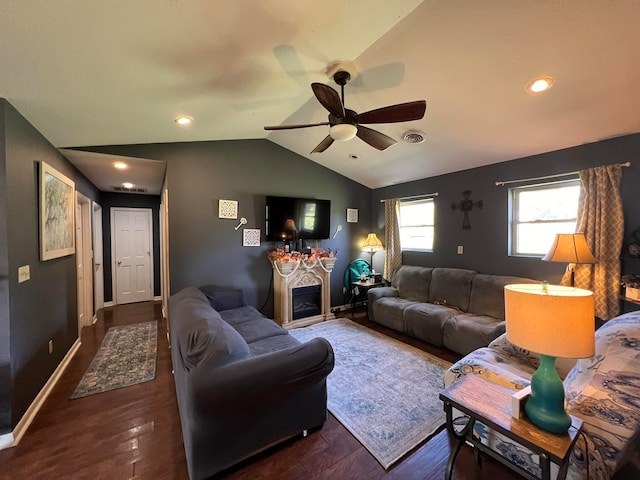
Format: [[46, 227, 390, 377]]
[[444, 310, 640, 479]]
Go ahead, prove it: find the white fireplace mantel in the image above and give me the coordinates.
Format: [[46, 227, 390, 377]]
[[271, 258, 336, 328]]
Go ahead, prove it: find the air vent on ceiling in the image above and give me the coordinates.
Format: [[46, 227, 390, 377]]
[[113, 186, 147, 193], [402, 130, 426, 144]]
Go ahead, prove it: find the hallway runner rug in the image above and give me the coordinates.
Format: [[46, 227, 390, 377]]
[[289, 318, 451, 469], [71, 321, 157, 399]]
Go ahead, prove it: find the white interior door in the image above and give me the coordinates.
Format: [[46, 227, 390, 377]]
[[93, 202, 104, 314], [111, 207, 153, 305]]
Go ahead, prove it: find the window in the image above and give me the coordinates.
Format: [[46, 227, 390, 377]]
[[510, 180, 580, 256], [399, 198, 434, 251]]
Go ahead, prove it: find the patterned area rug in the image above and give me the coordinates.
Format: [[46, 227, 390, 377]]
[[71, 321, 157, 399], [289, 318, 451, 469]]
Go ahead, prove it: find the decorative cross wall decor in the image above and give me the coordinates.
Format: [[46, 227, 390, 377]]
[[452, 190, 483, 230]]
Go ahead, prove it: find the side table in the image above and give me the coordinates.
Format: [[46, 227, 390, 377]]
[[350, 280, 384, 317], [439, 375, 582, 480]]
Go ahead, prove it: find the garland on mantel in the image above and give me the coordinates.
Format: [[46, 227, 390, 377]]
[[268, 248, 337, 278]]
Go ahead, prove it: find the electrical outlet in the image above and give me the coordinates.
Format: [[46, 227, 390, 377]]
[[457, 245, 464, 255], [48, 340, 53, 355]]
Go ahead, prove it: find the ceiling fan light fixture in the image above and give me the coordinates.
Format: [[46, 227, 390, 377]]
[[527, 76, 555, 93], [329, 123, 358, 141]]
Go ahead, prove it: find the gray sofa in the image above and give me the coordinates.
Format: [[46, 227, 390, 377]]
[[368, 266, 537, 355], [168, 286, 334, 480]]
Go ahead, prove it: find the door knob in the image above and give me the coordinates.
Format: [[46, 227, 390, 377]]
[[117, 261, 122, 266]]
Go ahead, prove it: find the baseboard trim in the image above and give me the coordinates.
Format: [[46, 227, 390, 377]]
[[104, 301, 114, 308], [0, 339, 81, 451], [153, 295, 162, 302]]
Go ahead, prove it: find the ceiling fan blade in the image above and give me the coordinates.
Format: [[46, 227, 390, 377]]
[[311, 83, 345, 117], [264, 122, 329, 131], [354, 100, 426, 124], [356, 125, 397, 151], [311, 135, 334, 153]]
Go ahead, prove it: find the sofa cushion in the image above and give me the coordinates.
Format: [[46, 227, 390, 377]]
[[200, 285, 247, 311], [444, 313, 506, 355], [404, 303, 458, 346], [248, 334, 301, 356], [371, 296, 417, 332], [220, 306, 289, 343], [468, 274, 538, 320], [392, 265, 433, 302], [428, 268, 476, 312]]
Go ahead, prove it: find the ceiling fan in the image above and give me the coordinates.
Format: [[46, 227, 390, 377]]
[[264, 70, 426, 153]]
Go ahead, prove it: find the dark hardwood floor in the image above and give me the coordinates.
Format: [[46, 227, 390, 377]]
[[1, 302, 638, 479]]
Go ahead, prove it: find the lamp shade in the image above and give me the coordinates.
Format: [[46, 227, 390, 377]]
[[542, 233, 597, 264], [283, 218, 297, 231], [362, 233, 383, 253], [505, 284, 595, 359]]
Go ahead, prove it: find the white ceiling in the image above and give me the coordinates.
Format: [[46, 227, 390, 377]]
[[2, 1, 640, 193]]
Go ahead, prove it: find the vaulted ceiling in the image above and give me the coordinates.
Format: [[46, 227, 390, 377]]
[[2, 1, 640, 193]]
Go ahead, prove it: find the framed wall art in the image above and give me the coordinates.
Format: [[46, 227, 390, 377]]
[[218, 199, 238, 219], [40, 161, 75, 260]]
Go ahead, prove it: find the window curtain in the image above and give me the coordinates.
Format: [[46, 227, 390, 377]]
[[383, 199, 402, 282], [563, 165, 624, 320]]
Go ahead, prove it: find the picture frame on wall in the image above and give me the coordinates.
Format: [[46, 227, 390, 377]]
[[40, 161, 75, 260]]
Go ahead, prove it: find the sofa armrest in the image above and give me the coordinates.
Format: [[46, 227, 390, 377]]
[[189, 337, 334, 413], [367, 286, 398, 322], [444, 347, 533, 391], [182, 337, 334, 478], [368, 286, 398, 302]]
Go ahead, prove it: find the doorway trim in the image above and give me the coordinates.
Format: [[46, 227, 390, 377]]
[[76, 192, 93, 337], [92, 202, 104, 319]]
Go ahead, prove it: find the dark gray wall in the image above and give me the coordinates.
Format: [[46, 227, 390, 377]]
[[0, 99, 100, 433], [373, 133, 640, 285], [100, 193, 161, 303], [81, 139, 371, 317]]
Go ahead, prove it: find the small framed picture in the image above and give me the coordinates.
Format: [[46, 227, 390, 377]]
[[218, 199, 238, 219], [347, 208, 358, 223], [243, 229, 261, 247]]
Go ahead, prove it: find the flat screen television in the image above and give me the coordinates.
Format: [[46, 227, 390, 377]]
[[265, 195, 331, 241]]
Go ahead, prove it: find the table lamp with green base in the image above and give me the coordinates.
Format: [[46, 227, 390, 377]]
[[504, 283, 595, 434]]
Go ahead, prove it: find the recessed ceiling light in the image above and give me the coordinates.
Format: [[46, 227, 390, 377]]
[[527, 76, 555, 93], [113, 161, 128, 170], [122, 182, 135, 189], [175, 115, 193, 125]]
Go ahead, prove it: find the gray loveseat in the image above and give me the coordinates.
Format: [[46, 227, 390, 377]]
[[368, 266, 537, 355], [169, 286, 335, 480]]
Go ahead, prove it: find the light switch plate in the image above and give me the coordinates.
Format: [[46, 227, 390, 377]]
[[457, 245, 464, 255]]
